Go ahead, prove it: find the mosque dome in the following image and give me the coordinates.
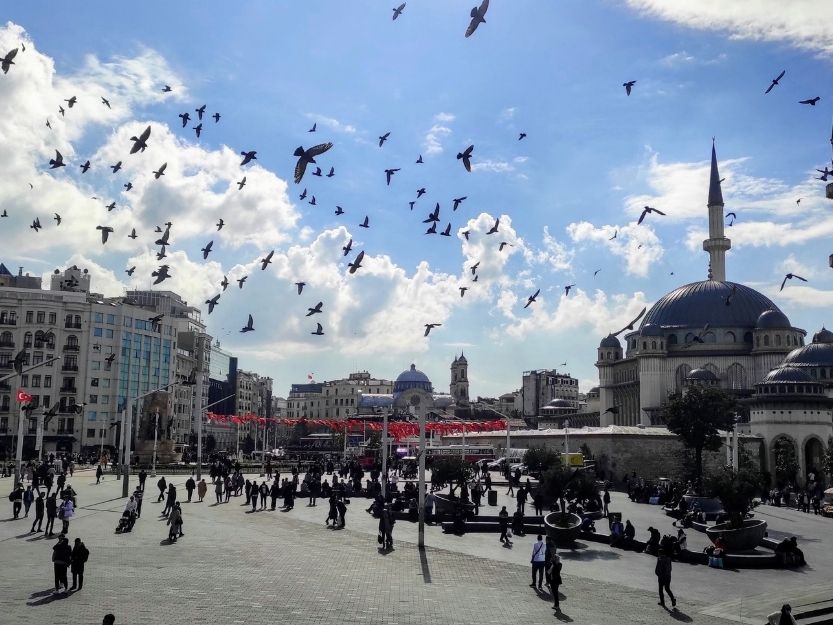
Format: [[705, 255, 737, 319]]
[[686, 368, 718, 382], [782, 328, 833, 368], [640, 281, 784, 331], [546, 398, 573, 408], [393, 364, 433, 395], [600, 334, 621, 348], [812, 327, 833, 344], [762, 366, 812, 383], [756, 309, 791, 329], [640, 323, 663, 337]]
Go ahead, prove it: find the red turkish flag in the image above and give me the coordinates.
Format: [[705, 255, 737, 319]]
[[16, 390, 32, 404]]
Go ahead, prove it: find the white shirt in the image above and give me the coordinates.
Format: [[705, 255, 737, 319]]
[[531, 540, 546, 562], [124, 500, 137, 514]]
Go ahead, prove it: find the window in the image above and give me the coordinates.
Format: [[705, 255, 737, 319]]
[[87, 428, 96, 439], [764, 335, 770, 347], [106, 314, 115, 325], [101, 379, 110, 388], [21, 374, 28, 386], [44, 376, 51, 388], [87, 411, 97, 421], [33, 352, 43, 365], [31, 375, 40, 388], [94, 327, 103, 337], [25, 311, 33, 324], [124, 317, 132, 327], [91, 378, 99, 387], [23, 332, 32, 347], [89, 394, 98, 404], [36, 311, 45, 323], [49, 312, 56, 325], [775, 334, 782, 347], [91, 361, 100, 371], [105, 329, 114, 339], [42, 396, 50, 408], [95, 312, 103, 323]]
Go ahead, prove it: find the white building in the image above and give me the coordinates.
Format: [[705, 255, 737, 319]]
[[522, 369, 579, 418]]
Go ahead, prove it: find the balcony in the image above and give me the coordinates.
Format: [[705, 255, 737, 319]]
[[0, 406, 9, 414], [0, 362, 12, 370], [59, 386, 77, 394], [64, 322, 82, 329], [0, 340, 14, 349], [62, 344, 80, 353], [0, 318, 16, 326], [61, 364, 79, 372], [0, 382, 10, 392]]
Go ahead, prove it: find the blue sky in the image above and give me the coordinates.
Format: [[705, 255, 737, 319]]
[[1, 1, 832, 398]]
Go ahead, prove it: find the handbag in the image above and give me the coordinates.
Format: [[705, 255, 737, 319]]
[[377, 532, 384, 545]]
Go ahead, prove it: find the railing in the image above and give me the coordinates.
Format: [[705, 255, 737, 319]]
[[0, 362, 12, 370], [0, 319, 16, 326], [0, 340, 14, 348], [64, 322, 82, 329], [59, 386, 78, 394], [62, 344, 80, 352], [61, 364, 79, 372]]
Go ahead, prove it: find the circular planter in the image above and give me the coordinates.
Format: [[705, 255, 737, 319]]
[[544, 512, 583, 544], [706, 518, 767, 551], [433, 494, 475, 519]]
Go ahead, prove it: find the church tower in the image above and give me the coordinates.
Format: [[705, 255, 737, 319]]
[[450, 353, 470, 407], [702, 142, 731, 281]]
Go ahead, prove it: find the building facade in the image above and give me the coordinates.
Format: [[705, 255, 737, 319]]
[[521, 369, 579, 418], [450, 353, 470, 407]]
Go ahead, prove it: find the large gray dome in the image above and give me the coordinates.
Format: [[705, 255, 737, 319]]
[[762, 366, 812, 383], [782, 329, 833, 368], [393, 364, 433, 395], [640, 280, 784, 330]]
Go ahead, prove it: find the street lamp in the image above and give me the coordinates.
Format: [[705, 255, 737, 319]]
[[195, 392, 235, 478]]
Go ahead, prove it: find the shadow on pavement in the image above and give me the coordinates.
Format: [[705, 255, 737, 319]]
[[418, 546, 432, 583], [667, 607, 693, 622], [27, 589, 69, 606], [553, 609, 573, 622]]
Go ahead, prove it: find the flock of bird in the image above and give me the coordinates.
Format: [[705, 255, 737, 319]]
[[2, 3, 833, 347]]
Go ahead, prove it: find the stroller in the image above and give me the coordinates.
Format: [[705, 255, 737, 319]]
[[116, 510, 135, 533]]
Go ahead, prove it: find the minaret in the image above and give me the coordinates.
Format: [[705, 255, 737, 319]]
[[702, 143, 731, 281]]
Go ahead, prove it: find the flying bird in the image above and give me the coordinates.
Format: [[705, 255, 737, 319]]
[[603, 407, 619, 416], [342, 238, 353, 256], [464, 0, 489, 38], [348, 250, 365, 274], [423, 203, 440, 223], [499, 241, 513, 251], [378, 132, 390, 147], [309, 195, 317, 205], [80, 160, 90, 173], [152, 265, 171, 284], [335, 206, 344, 215], [470, 261, 480, 275], [799, 97, 821, 106], [518, 133, 527, 141], [486, 218, 499, 235], [128, 228, 137, 240], [306, 302, 323, 316], [457, 145, 474, 172], [609, 230, 617, 240], [459, 287, 468, 298], [623, 80, 636, 96], [564, 284, 575, 296], [0, 210, 6, 217], [53, 213, 61, 226], [237, 276, 248, 289], [452, 196, 467, 211], [416, 154, 423, 164], [295, 282, 306, 294], [205, 294, 220, 314], [156, 245, 167, 260], [440, 223, 451, 236], [106, 202, 116, 212], [129, 126, 151, 154], [1, 48, 19, 74], [638, 205, 666, 225], [101, 97, 111, 108], [359, 215, 370, 228], [384, 168, 400, 185], [237, 177, 247, 190], [311, 323, 324, 336], [765, 69, 785, 94], [49, 150, 66, 169], [524, 289, 540, 309], [308, 123, 316, 133], [126, 266, 136, 276], [780, 273, 807, 291], [725, 211, 736, 226], [153, 162, 167, 179], [240, 151, 257, 166], [299, 188, 307, 200], [155, 225, 170, 246], [392, 3, 406, 20], [221, 276, 229, 291], [724, 284, 737, 306], [96, 225, 114, 244], [416, 187, 426, 198], [162, 85, 172, 93], [201, 241, 213, 259], [123, 182, 133, 192], [425, 223, 437, 235], [110, 161, 122, 173], [594, 269, 601, 277], [178, 112, 190, 127], [610, 307, 647, 336], [683, 323, 711, 348], [312, 167, 322, 177], [195, 105, 206, 120], [193, 123, 202, 138], [216, 219, 224, 231], [463, 230, 470, 240], [30, 218, 42, 232], [409, 201, 416, 211], [63, 95, 77, 108], [212, 112, 221, 123], [327, 167, 335, 177], [46, 120, 51, 129], [240, 314, 255, 333], [424, 323, 441, 337], [260, 251, 274, 270], [293, 142, 334, 184], [58, 106, 65, 117]]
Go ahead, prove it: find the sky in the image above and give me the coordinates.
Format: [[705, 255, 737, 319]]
[[1, 1, 832, 399]]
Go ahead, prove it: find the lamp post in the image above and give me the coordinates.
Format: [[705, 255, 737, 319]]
[[417, 408, 426, 548], [195, 393, 234, 478], [381, 410, 389, 498], [151, 409, 160, 477]]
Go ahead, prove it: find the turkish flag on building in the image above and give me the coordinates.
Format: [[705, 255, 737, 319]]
[[16, 390, 33, 404]]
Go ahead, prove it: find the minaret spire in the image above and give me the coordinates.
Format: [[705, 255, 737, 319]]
[[702, 141, 731, 281]]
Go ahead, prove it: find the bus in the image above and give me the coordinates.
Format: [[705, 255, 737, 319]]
[[425, 444, 495, 464]]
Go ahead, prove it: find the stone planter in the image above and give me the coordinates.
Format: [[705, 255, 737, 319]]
[[433, 494, 475, 519], [706, 518, 767, 552], [544, 512, 583, 544]]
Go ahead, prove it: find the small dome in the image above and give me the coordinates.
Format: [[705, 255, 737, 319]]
[[600, 334, 621, 348], [393, 364, 432, 395], [640, 323, 663, 337], [762, 366, 812, 383], [687, 368, 718, 381], [813, 327, 833, 344], [546, 398, 573, 408], [756, 309, 791, 329]]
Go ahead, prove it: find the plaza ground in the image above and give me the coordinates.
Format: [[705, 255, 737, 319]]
[[0, 468, 830, 625]]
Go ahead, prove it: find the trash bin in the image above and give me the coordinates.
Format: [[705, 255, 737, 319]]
[[488, 490, 498, 506]]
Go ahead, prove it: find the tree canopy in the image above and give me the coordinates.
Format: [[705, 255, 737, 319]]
[[706, 466, 761, 529], [523, 447, 561, 476]]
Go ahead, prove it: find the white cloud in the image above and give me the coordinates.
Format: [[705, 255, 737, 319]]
[[304, 113, 357, 134], [471, 159, 514, 174], [627, 1, 833, 57], [659, 50, 728, 66], [423, 113, 455, 155], [567, 221, 663, 277], [499, 107, 516, 122], [523, 226, 574, 272], [433, 112, 455, 123]]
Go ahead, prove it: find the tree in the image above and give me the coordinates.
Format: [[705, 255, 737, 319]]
[[430, 457, 473, 497], [824, 436, 833, 484], [706, 466, 760, 529], [204, 434, 216, 453], [540, 463, 592, 525], [243, 434, 255, 455], [523, 447, 561, 477], [664, 386, 737, 491], [773, 437, 798, 487]]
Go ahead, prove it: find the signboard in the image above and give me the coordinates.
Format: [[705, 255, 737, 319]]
[[562, 452, 584, 467]]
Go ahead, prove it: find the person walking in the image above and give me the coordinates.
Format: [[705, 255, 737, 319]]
[[52, 535, 72, 594], [259, 481, 268, 510], [471, 484, 481, 515], [214, 477, 223, 504], [244, 479, 253, 505], [326, 493, 338, 526], [133, 486, 143, 518], [548, 549, 563, 611], [269, 480, 280, 510], [156, 476, 167, 502], [69, 538, 89, 591], [167, 503, 183, 541], [380, 505, 395, 550], [163, 484, 177, 517], [10, 484, 23, 519], [484, 471, 492, 492], [530, 534, 546, 589], [31, 491, 45, 532], [498, 505, 511, 544], [138, 469, 147, 491], [655, 549, 677, 608], [197, 478, 207, 503], [603, 487, 611, 517], [505, 470, 515, 497], [23, 485, 34, 517], [336, 498, 347, 528], [45, 492, 58, 537], [59, 497, 74, 534], [250, 480, 259, 512], [185, 476, 196, 502], [516, 485, 527, 514], [96, 464, 103, 485]]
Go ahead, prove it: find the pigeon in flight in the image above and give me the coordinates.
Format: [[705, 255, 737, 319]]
[[240, 151, 257, 166], [295, 282, 306, 294], [609, 230, 617, 241], [603, 407, 619, 416], [212, 112, 221, 123], [359, 215, 370, 228], [416, 187, 426, 198], [409, 201, 416, 211], [452, 197, 467, 211], [128, 228, 137, 240], [385, 168, 400, 185], [80, 160, 90, 173], [261, 251, 274, 270], [311, 323, 325, 336], [110, 161, 122, 173], [462, 230, 470, 240], [459, 287, 468, 297], [151, 162, 167, 179], [498, 241, 512, 251], [306, 302, 323, 316], [299, 188, 307, 200], [195, 105, 206, 120], [309, 196, 317, 205], [179, 112, 190, 127], [623, 80, 636, 96], [392, 3, 406, 20], [162, 85, 172, 93], [464, 0, 489, 37], [312, 167, 323, 177], [457, 145, 474, 172], [348, 251, 365, 274], [126, 266, 136, 276], [193, 123, 202, 138], [101, 96, 111, 108], [327, 167, 335, 177], [725, 211, 736, 226], [216, 219, 224, 231], [58, 105, 65, 117], [221, 276, 229, 291], [470, 261, 480, 275], [564, 284, 575, 296], [1, 48, 18, 74], [30, 218, 42, 232], [724, 284, 737, 306], [423, 203, 440, 223], [106, 202, 116, 212], [780, 273, 807, 291], [610, 307, 647, 336], [96, 225, 114, 244], [425, 223, 437, 235], [205, 294, 220, 314], [378, 132, 390, 147], [765, 70, 785, 94], [594, 269, 601, 277], [240, 314, 255, 333], [486, 218, 499, 234], [682, 323, 711, 348], [124, 182, 133, 192], [335, 206, 344, 215], [799, 97, 821, 106], [156, 245, 167, 260], [129, 126, 151, 154], [152, 265, 171, 284], [637, 205, 666, 225], [817, 167, 832, 182], [49, 150, 66, 169], [419, 322, 442, 339], [416, 154, 423, 164], [518, 133, 527, 141], [0, 210, 7, 217], [46, 120, 51, 129], [309, 123, 316, 133], [201, 241, 213, 259], [237, 276, 248, 289], [524, 289, 540, 309], [343, 238, 353, 256], [293, 142, 333, 184], [53, 213, 61, 226], [155, 225, 170, 246], [237, 177, 247, 190]]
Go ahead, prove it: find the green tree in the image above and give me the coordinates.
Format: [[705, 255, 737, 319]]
[[664, 386, 737, 490], [706, 466, 761, 529], [523, 447, 561, 477], [824, 436, 833, 483], [773, 437, 799, 487], [430, 457, 473, 497], [540, 464, 595, 524]]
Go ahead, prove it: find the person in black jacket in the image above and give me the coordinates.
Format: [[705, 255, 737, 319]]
[[31, 491, 45, 532], [185, 476, 196, 502], [163, 484, 177, 516], [70, 538, 89, 591], [52, 535, 72, 594]]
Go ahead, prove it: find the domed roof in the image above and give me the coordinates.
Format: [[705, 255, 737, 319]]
[[687, 368, 718, 381], [600, 334, 621, 348], [762, 366, 812, 383], [640, 323, 663, 337], [782, 328, 833, 368], [393, 364, 433, 394], [812, 327, 833, 344], [640, 281, 784, 330], [546, 398, 573, 408], [756, 309, 791, 329]]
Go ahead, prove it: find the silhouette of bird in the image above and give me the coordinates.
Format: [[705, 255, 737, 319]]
[[359, 216, 370, 228], [440, 223, 451, 237], [149, 162, 167, 179], [306, 302, 323, 316], [0, 210, 7, 217], [49, 150, 66, 169], [564, 284, 575, 296], [299, 188, 307, 200], [638, 205, 666, 225], [126, 266, 136, 276], [129, 126, 151, 154], [682, 323, 711, 348], [309, 196, 317, 206], [378, 132, 390, 147], [780, 273, 807, 291], [128, 228, 137, 240], [424, 323, 441, 337], [393, 3, 406, 20], [348, 251, 365, 274], [416, 187, 426, 198], [343, 239, 353, 256], [156, 245, 167, 260], [213, 219, 223, 231], [58, 105, 65, 117], [817, 167, 832, 182], [799, 97, 821, 106], [312, 167, 323, 177], [237, 177, 246, 190], [610, 307, 647, 337], [472, 274, 479, 282], [470, 262, 480, 275], [603, 407, 619, 415], [293, 142, 333, 184], [309, 123, 316, 133], [296, 282, 306, 294], [425, 223, 437, 235], [1, 48, 19, 74], [195, 105, 206, 120], [724, 284, 737, 306], [240, 151, 257, 166], [327, 167, 335, 177], [457, 145, 474, 172], [335, 206, 344, 215], [623, 80, 636, 96], [240, 314, 255, 333], [152, 265, 171, 284], [594, 269, 601, 277], [385, 168, 400, 185], [452, 196, 467, 211], [212, 112, 221, 123], [518, 133, 527, 140], [193, 123, 202, 138], [179, 112, 190, 127], [155, 225, 170, 246], [409, 201, 416, 211], [261, 251, 274, 270], [459, 287, 468, 298], [463, 230, 470, 240], [424, 204, 440, 223], [96, 225, 114, 244], [486, 218, 499, 235], [106, 202, 116, 212], [110, 161, 122, 173], [524, 290, 539, 309], [162, 85, 172, 93], [46, 119, 51, 129], [30, 218, 42, 232], [53, 213, 61, 226], [499, 241, 512, 251], [80, 160, 90, 173], [237, 276, 248, 289], [609, 230, 617, 240], [416, 154, 423, 164], [465, 0, 489, 37], [217, 276, 228, 292], [205, 294, 220, 314], [201, 241, 213, 259], [123, 182, 133, 192], [311, 323, 324, 336], [765, 70, 785, 94], [101, 96, 111, 108], [725, 211, 736, 226]]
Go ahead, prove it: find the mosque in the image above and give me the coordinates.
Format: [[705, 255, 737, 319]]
[[597, 145, 832, 485]]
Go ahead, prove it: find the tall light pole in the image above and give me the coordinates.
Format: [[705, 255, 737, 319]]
[[381, 410, 389, 498], [193, 335, 206, 480], [195, 392, 234, 478], [417, 408, 426, 548], [151, 409, 160, 477]]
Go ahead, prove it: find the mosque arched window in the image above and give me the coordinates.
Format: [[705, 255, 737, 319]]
[[763, 335, 770, 347], [775, 335, 782, 347], [726, 363, 747, 390], [724, 331, 735, 343], [642, 341, 647, 349], [743, 332, 753, 344], [674, 364, 691, 391], [703, 332, 716, 344], [668, 334, 677, 345], [651, 341, 656, 350]]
